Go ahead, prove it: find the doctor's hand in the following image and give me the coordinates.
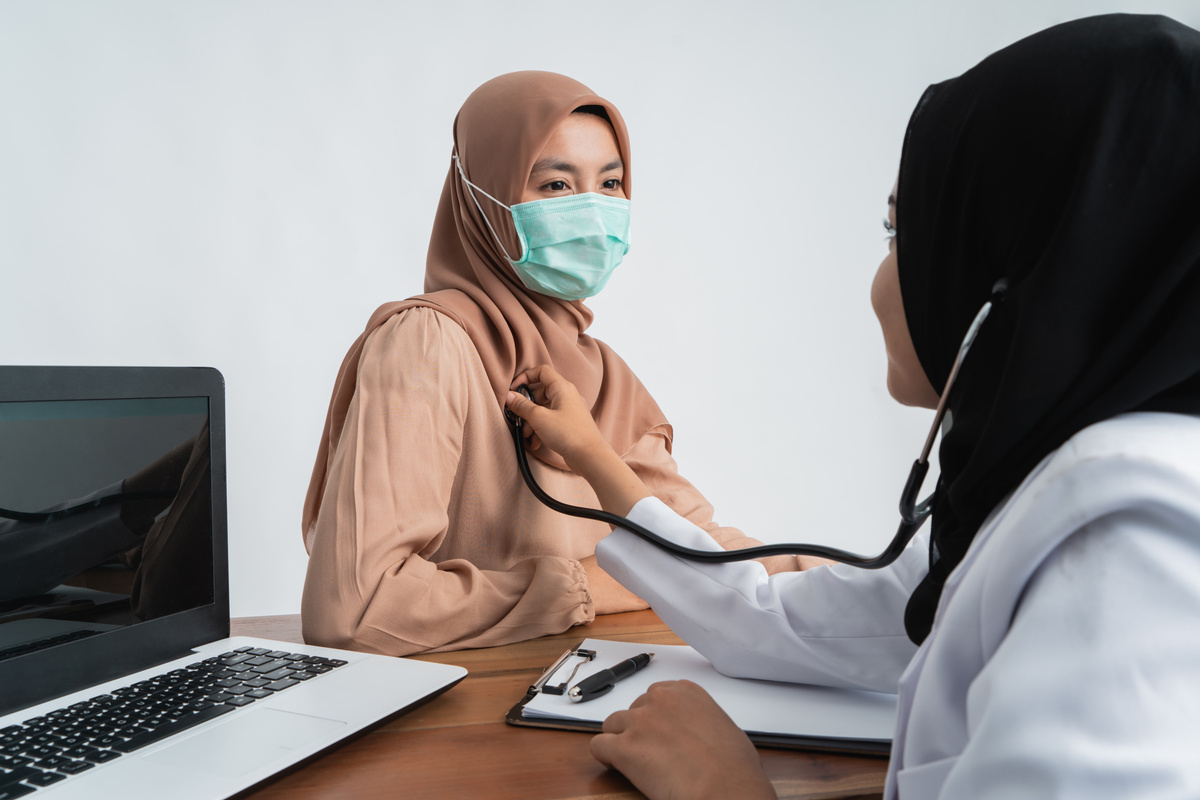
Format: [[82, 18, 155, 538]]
[[508, 364, 609, 471], [590, 680, 776, 800], [507, 364, 651, 517]]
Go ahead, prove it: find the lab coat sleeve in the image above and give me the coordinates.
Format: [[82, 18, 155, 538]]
[[596, 497, 923, 693], [302, 310, 592, 656], [935, 496, 1200, 798]]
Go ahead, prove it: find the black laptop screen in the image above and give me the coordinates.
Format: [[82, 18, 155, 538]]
[[0, 396, 215, 662]]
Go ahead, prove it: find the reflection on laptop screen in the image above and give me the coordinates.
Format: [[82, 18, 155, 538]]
[[0, 397, 214, 661]]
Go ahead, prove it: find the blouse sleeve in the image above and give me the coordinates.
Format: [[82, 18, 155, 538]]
[[625, 429, 808, 574], [301, 309, 593, 655], [596, 496, 923, 693]]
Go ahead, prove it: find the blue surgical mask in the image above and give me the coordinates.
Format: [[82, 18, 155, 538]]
[[454, 155, 631, 301]]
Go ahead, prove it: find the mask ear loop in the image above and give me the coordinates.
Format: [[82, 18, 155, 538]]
[[452, 153, 518, 264]]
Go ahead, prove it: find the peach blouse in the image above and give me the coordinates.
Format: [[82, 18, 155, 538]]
[[301, 307, 794, 655]]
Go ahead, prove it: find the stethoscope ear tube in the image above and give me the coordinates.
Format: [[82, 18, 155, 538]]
[[506, 398, 928, 569]]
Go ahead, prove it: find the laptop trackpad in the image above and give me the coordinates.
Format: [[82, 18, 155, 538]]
[[145, 708, 346, 778]]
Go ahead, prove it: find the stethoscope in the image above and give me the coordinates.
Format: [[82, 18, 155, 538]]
[[505, 288, 1000, 568]]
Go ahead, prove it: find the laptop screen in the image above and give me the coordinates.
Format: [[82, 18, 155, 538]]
[[0, 367, 229, 715]]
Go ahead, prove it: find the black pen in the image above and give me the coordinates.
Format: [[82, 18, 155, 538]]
[[568, 652, 654, 702]]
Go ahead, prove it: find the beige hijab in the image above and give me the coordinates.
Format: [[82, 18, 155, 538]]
[[303, 71, 669, 530]]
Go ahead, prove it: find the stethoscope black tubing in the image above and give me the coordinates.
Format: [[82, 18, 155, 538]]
[[506, 412, 925, 569]]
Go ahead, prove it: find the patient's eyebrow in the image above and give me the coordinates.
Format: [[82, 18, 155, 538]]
[[888, 193, 896, 206], [528, 158, 625, 176], [530, 159, 578, 175]]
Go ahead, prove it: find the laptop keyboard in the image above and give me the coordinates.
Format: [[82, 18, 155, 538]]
[[0, 646, 347, 797]]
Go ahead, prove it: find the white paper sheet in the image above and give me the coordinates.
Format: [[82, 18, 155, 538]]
[[523, 638, 897, 742]]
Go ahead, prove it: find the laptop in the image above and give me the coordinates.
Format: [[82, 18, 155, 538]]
[[0, 366, 467, 799]]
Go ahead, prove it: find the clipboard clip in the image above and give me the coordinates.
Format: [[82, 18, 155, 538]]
[[530, 647, 597, 696]]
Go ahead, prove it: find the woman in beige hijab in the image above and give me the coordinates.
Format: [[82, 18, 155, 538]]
[[301, 71, 809, 656]]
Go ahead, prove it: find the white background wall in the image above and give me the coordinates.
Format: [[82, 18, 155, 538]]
[[2, 0, 1196, 617]]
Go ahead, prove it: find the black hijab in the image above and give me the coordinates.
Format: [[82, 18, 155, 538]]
[[897, 14, 1200, 644]]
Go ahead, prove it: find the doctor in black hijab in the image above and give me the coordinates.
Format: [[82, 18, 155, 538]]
[[501, 13, 1200, 800], [899, 12, 1200, 643]]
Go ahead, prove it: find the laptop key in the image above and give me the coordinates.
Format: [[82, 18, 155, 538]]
[[250, 660, 290, 674], [23, 770, 65, 787], [56, 760, 93, 775], [0, 766, 38, 788], [265, 679, 300, 692], [219, 654, 254, 666], [259, 668, 295, 681], [21, 746, 58, 759], [0, 784, 36, 799]]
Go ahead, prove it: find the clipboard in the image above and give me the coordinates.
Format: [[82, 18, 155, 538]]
[[506, 638, 894, 757]]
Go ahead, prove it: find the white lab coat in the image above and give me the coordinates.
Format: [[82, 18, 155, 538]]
[[596, 412, 1200, 799]]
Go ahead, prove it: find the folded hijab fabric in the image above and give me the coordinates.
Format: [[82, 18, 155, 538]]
[[896, 14, 1200, 643], [304, 71, 668, 532]]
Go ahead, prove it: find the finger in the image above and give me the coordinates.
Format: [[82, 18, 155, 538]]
[[600, 708, 630, 734], [626, 690, 656, 710], [527, 364, 565, 396], [510, 366, 540, 390], [505, 390, 537, 421], [639, 680, 686, 701], [512, 364, 557, 390], [589, 732, 619, 767]]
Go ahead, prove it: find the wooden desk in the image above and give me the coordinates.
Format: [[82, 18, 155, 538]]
[[231, 611, 887, 800]]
